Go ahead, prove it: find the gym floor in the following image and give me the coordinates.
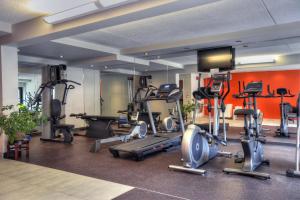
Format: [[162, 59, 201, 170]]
[[13, 126, 300, 200]]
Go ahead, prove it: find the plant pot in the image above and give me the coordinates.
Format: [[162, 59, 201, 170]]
[[16, 132, 25, 141]]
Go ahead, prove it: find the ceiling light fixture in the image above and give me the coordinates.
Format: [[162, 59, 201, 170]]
[[105, 66, 108, 69], [98, 0, 136, 7], [44, 3, 99, 24], [60, 55, 64, 58], [236, 55, 278, 65], [43, 0, 138, 24]]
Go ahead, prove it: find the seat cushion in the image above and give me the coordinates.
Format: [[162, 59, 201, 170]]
[[234, 109, 254, 116], [54, 124, 74, 129]]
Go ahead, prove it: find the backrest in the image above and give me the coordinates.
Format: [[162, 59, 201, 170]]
[[277, 88, 287, 96], [51, 99, 62, 118]]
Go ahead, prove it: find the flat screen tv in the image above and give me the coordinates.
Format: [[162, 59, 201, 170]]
[[197, 47, 235, 72]]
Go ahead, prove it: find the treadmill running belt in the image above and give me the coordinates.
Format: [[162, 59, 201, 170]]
[[111, 136, 169, 151]]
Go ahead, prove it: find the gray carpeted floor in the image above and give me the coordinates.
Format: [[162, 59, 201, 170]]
[[17, 126, 300, 200]]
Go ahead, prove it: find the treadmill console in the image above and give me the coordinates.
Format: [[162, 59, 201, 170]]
[[156, 84, 178, 98], [244, 82, 263, 94], [145, 84, 182, 103]]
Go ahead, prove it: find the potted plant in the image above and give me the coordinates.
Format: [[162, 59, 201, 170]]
[[0, 104, 44, 144], [181, 101, 196, 122]]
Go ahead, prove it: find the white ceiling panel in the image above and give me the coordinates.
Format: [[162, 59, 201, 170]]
[[165, 55, 197, 65], [0, 0, 42, 24], [19, 41, 112, 61], [75, 0, 274, 49], [73, 30, 142, 48], [288, 42, 300, 52], [263, 0, 300, 24]]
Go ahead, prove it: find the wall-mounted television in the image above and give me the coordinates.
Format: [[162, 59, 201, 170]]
[[197, 47, 235, 72]]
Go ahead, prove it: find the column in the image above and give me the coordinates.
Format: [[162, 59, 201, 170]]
[[0, 46, 19, 156]]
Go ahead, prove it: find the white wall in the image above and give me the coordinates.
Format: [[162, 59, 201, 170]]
[[83, 68, 101, 115], [63, 67, 101, 128], [101, 73, 129, 116], [18, 73, 42, 103]]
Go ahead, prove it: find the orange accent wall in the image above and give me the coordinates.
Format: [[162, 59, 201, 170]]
[[204, 70, 300, 119]]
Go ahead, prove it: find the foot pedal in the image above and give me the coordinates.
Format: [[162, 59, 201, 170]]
[[234, 157, 244, 163], [257, 138, 266, 144]]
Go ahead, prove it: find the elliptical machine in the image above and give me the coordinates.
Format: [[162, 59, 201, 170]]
[[169, 72, 232, 175], [224, 81, 270, 179]]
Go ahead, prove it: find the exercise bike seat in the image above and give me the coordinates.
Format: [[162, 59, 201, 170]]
[[277, 88, 287, 96], [234, 109, 254, 116]]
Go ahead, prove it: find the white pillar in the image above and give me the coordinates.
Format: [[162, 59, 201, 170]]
[[0, 46, 19, 156]]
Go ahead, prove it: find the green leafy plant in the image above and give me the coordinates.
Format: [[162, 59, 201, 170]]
[[181, 101, 196, 121], [0, 104, 45, 144]]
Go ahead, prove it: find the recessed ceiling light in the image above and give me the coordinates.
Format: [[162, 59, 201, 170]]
[[144, 52, 148, 56], [90, 64, 94, 67], [60, 55, 64, 58], [105, 66, 108, 69]]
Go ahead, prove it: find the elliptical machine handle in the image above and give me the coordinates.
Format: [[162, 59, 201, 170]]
[[221, 72, 231, 102]]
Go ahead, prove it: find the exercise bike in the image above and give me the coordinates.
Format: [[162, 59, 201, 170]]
[[224, 81, 270, 179], [275, 88, 295, 137], [169, 72, 232, 175], [235, 81, 267, 137]]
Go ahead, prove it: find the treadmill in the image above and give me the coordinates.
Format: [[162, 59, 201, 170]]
[[109, 84, 185, 160]]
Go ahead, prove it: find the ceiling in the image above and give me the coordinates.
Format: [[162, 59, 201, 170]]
[[1, 0, 300, 72], [0, 0, 42, 24], [19, 41, 112, 61], [74, 0, 300, 49], [71, 0, 300, 66], [74, 0, 275, 49]]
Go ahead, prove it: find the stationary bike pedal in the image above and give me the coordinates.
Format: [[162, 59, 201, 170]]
[[234, 157, 244, 163], [220, 141, 227, 146], [234, 152, 244, 163], [257, 138, 266, 144], [263, 160, 270, 166]]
